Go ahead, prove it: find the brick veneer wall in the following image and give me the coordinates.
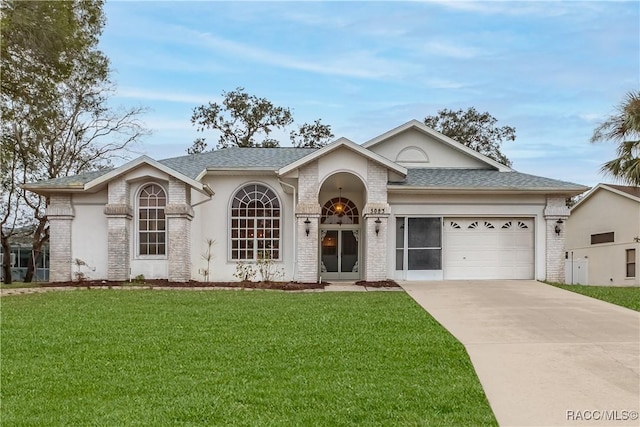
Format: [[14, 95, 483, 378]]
[[544, 196, 570, 282], [364, 161, 389, 281], [166, 177, 193, 282], [47, 194, 74, 282], [295, 161, 321, 282], [104, 177, 132, 281]]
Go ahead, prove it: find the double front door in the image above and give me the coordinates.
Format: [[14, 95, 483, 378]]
[[320, 229, 359, 280]]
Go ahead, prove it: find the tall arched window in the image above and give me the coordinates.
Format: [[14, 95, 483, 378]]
[[321, 197, 359, 225], [231, 184, 280, 260], [138, 184, 166, 256]]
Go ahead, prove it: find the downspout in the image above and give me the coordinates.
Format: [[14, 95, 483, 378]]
[[278, 179, 297, 281]]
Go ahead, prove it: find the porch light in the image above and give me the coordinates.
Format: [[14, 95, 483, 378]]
[[375, 218, 382, 236], [335, 187, 344, 216], [304, 218, 311, 236], [555, 219, 563, 236]]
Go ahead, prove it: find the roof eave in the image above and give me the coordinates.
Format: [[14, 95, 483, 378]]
[[20, 184, 86, 195]]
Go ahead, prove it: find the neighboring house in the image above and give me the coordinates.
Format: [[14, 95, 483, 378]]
[[0, 228, 49, 282], [565, 183, 640, 286], [23, 120, 587, 283]]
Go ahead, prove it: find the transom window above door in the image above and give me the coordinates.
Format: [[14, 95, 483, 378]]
[[321, 197, 359, 225], [230, 184, 280, 261]]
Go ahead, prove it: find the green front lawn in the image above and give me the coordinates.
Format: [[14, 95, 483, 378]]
[[1, 290, 496, 426], [549, 283, 640, 312]]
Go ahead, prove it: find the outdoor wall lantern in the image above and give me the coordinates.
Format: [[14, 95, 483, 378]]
[[375, 218, 382, 236], [304, 218, 311, 236], [555, 219, 563, 236]]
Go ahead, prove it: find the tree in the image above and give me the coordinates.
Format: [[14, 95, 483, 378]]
[[424, 107, 516, 167], [1, 0, 148, 283], [290, 119, 334, 148], [188, 87, 333, 152], [591, 91, 640, 186]]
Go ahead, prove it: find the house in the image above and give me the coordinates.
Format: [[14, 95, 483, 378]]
[[565, 183, 640, 286], [0, 243, 49, 282], [23, 120, 587, 284]]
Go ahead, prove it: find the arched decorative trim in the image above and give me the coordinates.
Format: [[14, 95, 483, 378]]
[[230, 183, 281, 261], [321, 197, 359, 224], [137, 183, 167, 256], [395, 146, 429, 164]]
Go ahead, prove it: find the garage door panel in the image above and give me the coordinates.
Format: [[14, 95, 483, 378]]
[[444, 217, 534, 280]]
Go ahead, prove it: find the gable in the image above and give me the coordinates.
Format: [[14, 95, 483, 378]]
[[367, 127, 493, 169], [568, 187, 640, 247], [363, 119, 511, 171], [278, 137, 406, 178]]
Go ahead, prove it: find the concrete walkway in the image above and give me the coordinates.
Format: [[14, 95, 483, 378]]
[[401, 280, 640, 427]]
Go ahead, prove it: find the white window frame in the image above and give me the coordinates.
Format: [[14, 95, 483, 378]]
[[136, 182, 167, 259], [229, 183, 282, 262]]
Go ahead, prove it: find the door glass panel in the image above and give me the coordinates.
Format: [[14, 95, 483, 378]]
[[321, 231, 338, 273], [408, 218, 441, 248], [341, 231, 358, 273]]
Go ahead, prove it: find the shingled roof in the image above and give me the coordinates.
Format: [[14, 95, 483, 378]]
[[23, 146, 586, 193], [390, 169, 586, 191]]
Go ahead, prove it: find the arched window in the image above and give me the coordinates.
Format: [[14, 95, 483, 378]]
[[138, 184, 166, 256], [231, 184, 280, 260], [321, 197, 359, 225]]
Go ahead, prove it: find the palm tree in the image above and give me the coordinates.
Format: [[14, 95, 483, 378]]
[[591, 91, 640, 186]]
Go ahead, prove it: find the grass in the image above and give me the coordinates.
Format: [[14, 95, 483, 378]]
[[1, 290, 496, 426], [548, 283, 640, 312]]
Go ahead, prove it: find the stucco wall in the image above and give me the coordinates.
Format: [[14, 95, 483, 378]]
[[71, 190, 108, 280], [566, 189, 640, 286], [191, 174, 294, 282]]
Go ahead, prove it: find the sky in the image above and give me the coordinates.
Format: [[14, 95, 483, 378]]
[[100, 1, 639, 188]]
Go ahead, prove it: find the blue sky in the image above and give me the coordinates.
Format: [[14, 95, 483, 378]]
[[100, 1, 639, 187]]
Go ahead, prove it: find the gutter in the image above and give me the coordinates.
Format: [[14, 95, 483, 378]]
[[278, 179, 297, 282]]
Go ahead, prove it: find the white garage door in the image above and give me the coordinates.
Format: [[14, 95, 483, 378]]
[[443, 218, 534, 280]]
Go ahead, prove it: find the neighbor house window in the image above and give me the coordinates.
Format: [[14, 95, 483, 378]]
[[138, 184, 166, 256], [626, 249, 636, 278], [231, 184, 280, 260], [591, 232, 614, 244]]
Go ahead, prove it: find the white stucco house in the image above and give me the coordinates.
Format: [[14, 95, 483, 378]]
[[24, 120, 587, 284], [565, 183, 639, 286]]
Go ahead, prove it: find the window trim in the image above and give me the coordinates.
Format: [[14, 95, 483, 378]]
[[591, 232, 614, 245], [136, 182, 168, 259], [395, 216, 443, 271], [626, 248, 636, 278], [228, 182, 282, 262]]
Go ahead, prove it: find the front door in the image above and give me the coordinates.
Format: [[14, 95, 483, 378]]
[[320, 229, 359, 280]]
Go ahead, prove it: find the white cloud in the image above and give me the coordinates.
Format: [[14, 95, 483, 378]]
[[422, 40, 483, 59], [178, 26, 418, 81], [116, 87, 218, 105]]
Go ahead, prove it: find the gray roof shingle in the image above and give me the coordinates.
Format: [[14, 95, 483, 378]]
[[158, 147, 318, 179], [24, 147, 586, 192], [391, 169, 586, 191]]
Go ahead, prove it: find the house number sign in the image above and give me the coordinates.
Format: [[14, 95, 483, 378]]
[[369, 208, 386, 214]]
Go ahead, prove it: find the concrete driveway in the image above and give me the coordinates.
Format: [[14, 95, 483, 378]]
[[400, 280, 640, 427]]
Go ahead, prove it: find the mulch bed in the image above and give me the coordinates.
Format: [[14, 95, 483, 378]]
[[26, 279, 401, 290], [36, 279, 326, 291], [354, 280, 401, 288]]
